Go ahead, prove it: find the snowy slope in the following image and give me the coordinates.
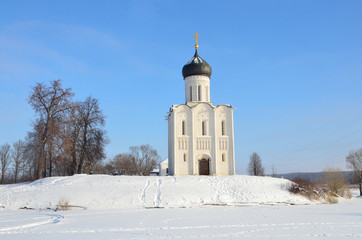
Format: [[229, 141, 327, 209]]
[[0, 174, 312, 210]]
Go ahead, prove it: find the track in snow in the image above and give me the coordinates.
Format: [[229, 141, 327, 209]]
[[0, 213, 63, 233], [140, 178, 163, 208], [1, 199, 362, 240]]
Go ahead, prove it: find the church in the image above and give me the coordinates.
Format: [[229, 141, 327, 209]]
[[167, 34, 235, 176]]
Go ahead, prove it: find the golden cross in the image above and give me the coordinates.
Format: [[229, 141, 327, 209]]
[[193, 33, 200, 49]]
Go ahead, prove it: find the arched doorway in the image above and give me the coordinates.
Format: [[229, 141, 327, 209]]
[[199, 158, 209, 175]]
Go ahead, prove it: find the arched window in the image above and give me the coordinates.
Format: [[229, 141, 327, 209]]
[[222, 153, 225, 162], [221, 120, 225, 135], [202, 121, 206, 136], [190, 86, 192, 101], [182, 120, 185, 135], [198, 85, 201, 101], [183, 153, 187, 162]]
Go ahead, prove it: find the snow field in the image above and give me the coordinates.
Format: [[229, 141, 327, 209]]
[[0, 175, 361, 239], [1, 198, 362, 240], [0, 174, 311, 210]]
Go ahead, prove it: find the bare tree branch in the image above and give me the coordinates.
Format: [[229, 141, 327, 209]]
[[247, 152, 265, 176]]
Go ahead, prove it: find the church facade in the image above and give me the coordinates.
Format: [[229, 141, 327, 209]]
[[167, 34, 235, 176]]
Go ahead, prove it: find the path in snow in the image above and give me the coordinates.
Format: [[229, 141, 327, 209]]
[[139, 178, 163, 208], [0, 211, 64, 233]]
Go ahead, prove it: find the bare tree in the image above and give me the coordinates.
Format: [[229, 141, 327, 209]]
[[66, 102, 82, 175], [346, 148, 362, 196], [28, 79, 74, 179], [323, 167, 350, 197], [130, 144, 160, 176], [91, 144, 160, 176], [109, 153, 136, 175], [23, 122, 43, 181], [76, 96, 106, 174], [247, 152, 265, 176], [271, 165, 277, 178], [85, 129, 107, 174], [0, 143, 12, 184], [12, 140, 25, 183], [92, 161, 113, 175]]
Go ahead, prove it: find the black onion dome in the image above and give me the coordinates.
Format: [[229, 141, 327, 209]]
[[182, 49, 212, 79]]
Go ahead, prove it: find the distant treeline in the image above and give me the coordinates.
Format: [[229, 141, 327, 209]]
[[277, 171, 355, 184]]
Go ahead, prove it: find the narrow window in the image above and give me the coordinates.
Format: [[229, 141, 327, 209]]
[[222, 153, 225, 162], [221, 120, 225, 135], [190, 86, 192, 101], [183, 153, 187, 162], [206, 86, 209, 101], [198, 85, 201, 101], [202, 121, 206, 135], [182, 120, 185, 135]]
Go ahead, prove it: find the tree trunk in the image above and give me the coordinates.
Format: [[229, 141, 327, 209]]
[[359, 182, 362, 196], [49, 156, 52, 177], [89, 161, 94, 175], [37, 146, 45, 179], [77, 152, 84, 174], [71, 156, 77, 175], [1, 172, 4, 184], [14, 168, 18, 183], [77, 125, 88, 174], [70, 140, 78, 175], [37, 124, 49, 180], [48, 143, 53, 177]]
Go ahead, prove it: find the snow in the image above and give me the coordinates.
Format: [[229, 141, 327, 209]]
[[1, 197, 362, 239], [0, 174, 310, 210], [1, 175, 361, 239]]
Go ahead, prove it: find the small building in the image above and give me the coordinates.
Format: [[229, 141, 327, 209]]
[[159, 158, 169, 176], [150, 169, 159, 176]]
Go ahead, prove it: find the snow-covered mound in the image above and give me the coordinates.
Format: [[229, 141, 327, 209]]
[[0, 174, 312, 210]]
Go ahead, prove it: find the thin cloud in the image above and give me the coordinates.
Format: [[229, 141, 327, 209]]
[[1, 21, 124, 50]]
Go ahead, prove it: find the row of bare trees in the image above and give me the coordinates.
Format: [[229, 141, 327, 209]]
[[0, 140, 41, 183], [28, 80, 108, 179], [0, 80, 108, 182], [98, 144, 161, 176], [0, 140, 37, 183]]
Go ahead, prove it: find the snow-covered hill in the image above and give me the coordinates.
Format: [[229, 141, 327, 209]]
[[0, 174, 312, 210]]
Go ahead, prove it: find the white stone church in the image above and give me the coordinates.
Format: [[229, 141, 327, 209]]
[[167, 35, 235, 176]]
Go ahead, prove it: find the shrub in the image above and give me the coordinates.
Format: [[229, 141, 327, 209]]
[[325, 193, 338, 204], [323, 168, 351, 198], [323, 168, 345, 192], [288, 174, 352, 204], [288, 178, 320, 201], [57, 198, 71, 211]]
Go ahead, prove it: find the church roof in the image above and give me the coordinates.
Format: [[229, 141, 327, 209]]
[[166, 102, 234, 118], [182, 49, 212, 79]]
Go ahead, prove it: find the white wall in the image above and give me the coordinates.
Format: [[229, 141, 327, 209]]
[[168, 102, 235, 176], [159, 159, 169, 176], [184, 75, 211, 103]]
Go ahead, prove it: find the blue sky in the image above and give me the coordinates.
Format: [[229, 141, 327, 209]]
[[1, 0, 362, 174]]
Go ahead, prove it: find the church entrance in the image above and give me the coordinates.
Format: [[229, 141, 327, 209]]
[[199, 158, 209, 175]]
